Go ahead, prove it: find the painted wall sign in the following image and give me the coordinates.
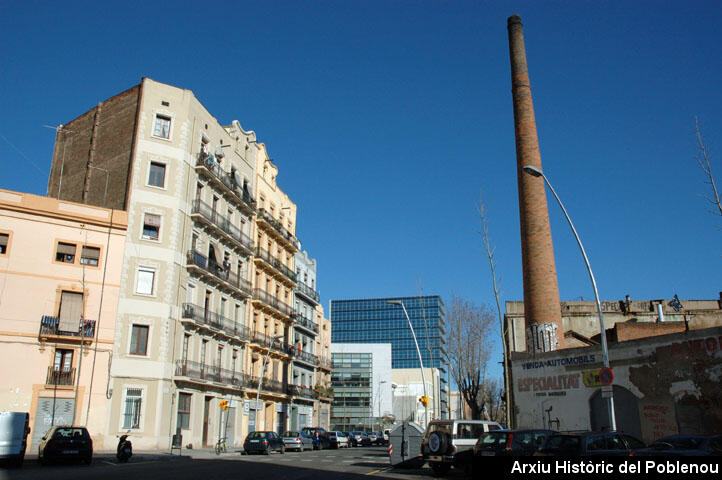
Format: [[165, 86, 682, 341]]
[[520, 354, 597, 370], [517, 373, 581, 392], [583, 369, 603, 387], [669, 336, 721, 356]]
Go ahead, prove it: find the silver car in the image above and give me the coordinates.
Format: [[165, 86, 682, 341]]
[[281, 431, 314, 452]]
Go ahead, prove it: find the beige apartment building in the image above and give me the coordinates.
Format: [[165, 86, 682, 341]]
[[0, 190, 127, 450], [45, 78, 331, 450]]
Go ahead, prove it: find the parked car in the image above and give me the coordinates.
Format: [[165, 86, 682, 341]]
[[0, 412, 30, 468], [38, 426, 93, 465], [243, 431, 285, 455], [301, 427, 330, 449], [536, 431, 645, 456], [328, 431, 349, 449], [370, 431, 386, 445], [281, 431, 314, 452], [351, 431, 372, 446], [473, 429, 556, 457], [344, 432, 357, 447], [367, 432, 378, 444], [420, 419, 503, 476], [635, 435, 722, 456]]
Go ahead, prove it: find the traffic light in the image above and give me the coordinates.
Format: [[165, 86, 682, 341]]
[[418, 396, 429, 407], [219, 400, 229, 410]]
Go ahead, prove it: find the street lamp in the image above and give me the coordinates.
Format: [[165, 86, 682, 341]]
[[387, 300, 429, 427], [521, 165, 617, 432], [255, 334, 284, 431], [375, 380, 388, 430]]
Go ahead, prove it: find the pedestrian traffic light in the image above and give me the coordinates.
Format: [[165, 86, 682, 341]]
[[219, 400, 229, 410]]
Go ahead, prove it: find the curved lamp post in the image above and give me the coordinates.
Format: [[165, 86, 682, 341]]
[[387, 300, 429, 427], [255, 334, 284, 431], [522, 165, 616, 432]]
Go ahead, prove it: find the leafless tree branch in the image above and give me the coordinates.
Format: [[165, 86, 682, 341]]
[[695, 116, 722, 219]]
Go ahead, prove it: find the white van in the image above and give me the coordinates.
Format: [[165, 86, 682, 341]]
[[0, 412, 30, 467]]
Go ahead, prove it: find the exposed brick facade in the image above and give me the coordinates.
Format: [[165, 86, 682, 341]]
[[507, 15, 564, 351], [47, 84, 141, 210]]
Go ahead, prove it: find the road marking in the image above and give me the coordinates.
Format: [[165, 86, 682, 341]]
[[365, 467, 392, 476]]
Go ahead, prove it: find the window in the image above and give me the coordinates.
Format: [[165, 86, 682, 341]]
[[0, 233, 8, 255], [80, 246, 100, 266], [136, 268, 155, 295], [54, 348, 74, 371], [142, 214, 160, 240], [148, 162, 166, 187], [129, 325, 149, 355], [56, 242, 76, 263], [153, 115, 171, 139], [181, 334, 190, 364], [177, 393, 191, 429], [58, 291, 83, 332], [122, 388, 143, 429]]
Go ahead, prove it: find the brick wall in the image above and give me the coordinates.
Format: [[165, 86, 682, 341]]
[[614, 321, 686, 342], [47, 83, 141, 210]]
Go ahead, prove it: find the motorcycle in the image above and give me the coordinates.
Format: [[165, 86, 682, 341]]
[[117, 434, 133, 463]]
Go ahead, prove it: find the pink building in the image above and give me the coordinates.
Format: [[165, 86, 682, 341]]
[[0, 189, 126, 450]]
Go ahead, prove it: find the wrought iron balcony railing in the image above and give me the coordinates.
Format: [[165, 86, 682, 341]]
[[252, 288, 294, 318], [287, 384, 316, 399], [254, 247, 297, 283], [294, 281, 320, 304], [251, 330, 292, 354], [191, 199, 254, 254], [39, 316, 95, 339], [186, 250, 253, 297], [46, 367, 76, 386], [294, 349, 320, 366], [318, 356, 333, 370], [174, 360, 288, 395], [196, 153, 256, 212], [291, 313, 319, 334], [256, 208, 298, 248], [181, 303, 251, 342]]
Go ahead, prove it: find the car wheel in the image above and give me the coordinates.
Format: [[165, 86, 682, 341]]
[[430, 462, 451, 477], [83, 455, 92, 465], [280, 445, 285, 454]]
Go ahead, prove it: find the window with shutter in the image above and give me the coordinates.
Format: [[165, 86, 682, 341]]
[[142, 214, 161, 240], [136, 268, 155, 295], [80, 246, 100, 266], [55, 242, 76, 263]]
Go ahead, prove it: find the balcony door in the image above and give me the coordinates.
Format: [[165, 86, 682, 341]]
[[58, 291, 82, 332]]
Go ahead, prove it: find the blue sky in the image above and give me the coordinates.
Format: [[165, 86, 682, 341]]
[[1, 1, 721, 380]]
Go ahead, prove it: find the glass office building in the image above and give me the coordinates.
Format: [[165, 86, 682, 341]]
[[330, 352, 372, 431], [330, 296, 447, 413]]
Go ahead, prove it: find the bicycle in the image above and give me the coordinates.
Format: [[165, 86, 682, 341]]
[[214, 437, 227, 455]]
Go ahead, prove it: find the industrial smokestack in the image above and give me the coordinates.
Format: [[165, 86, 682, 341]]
[[507, 14, 565, 353]]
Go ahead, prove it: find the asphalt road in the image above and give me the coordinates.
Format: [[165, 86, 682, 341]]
[[0, 445, 468, 480]]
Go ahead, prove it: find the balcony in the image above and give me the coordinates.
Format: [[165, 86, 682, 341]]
[[293, 349, 320, 367], [292, 313, 319, 335], [175, 360, 252, 388], [39, 316, 95, 341], [318, 356, 333, 371], [186, 250, 253, 298], [195, 153, 256, 214], [46, 367, 75, 386], [181, 303, 251, 343], [254, 247, 297, 283], [251, 330, 293, 355], [294, 281, 320, 305], [252, 288, 294, 318], [287, 384, 316, 400], [256, 208, 299, 252], [191, 199, 254, 256]]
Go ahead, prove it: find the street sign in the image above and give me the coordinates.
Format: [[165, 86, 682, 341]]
[[599, 367, 614, 386]]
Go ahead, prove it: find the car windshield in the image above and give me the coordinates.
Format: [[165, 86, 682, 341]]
[[283, 431, 299, 437], [53, 428, 88, 440]]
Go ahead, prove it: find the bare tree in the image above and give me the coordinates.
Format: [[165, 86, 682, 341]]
[[695, 117, 722, 221], [446, 295, 495, 420], [478, 377, 505, 423], [477, 193, 512, 428]]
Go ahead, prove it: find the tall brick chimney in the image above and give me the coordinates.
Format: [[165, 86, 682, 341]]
[[507, 14, 565, 352]]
